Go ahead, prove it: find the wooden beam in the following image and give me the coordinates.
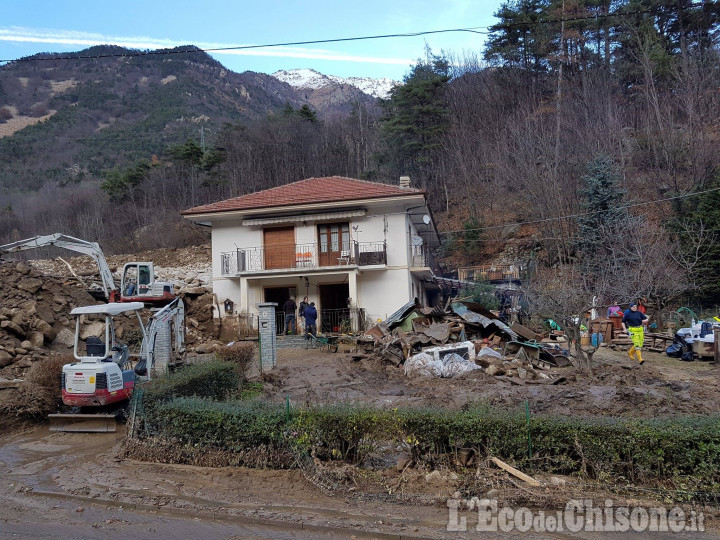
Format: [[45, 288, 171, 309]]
[[490, 456, 541, 487]]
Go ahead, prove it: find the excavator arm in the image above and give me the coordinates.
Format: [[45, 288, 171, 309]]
[[0, 233, 117, 298]]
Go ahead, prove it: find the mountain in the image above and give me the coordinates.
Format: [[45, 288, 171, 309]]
[[272, 68, 397, 99], [0, 46, 383, 195]]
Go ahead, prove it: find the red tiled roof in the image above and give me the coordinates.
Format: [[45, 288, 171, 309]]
[[181, 176, 424, 215]]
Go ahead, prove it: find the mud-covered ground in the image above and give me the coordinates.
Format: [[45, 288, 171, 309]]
[[260, 346, 720, 418], [2, 427, 718, 540]]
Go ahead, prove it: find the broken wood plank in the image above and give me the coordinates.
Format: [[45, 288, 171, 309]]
[[490, 457, 541, 487]]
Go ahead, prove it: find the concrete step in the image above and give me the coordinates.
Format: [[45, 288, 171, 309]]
[[276, 334, 310, 349]]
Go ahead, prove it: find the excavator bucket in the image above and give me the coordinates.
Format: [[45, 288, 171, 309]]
[[48, 411, 120, 433]]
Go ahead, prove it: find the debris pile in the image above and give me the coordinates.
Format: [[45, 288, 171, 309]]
[[361, 299, 571, 382], [0, 259, 220, 379], [0, 261, 99, 377]]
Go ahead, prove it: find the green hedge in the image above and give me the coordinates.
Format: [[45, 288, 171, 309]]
[[143, 360, 241, 409], [138, 397, 720, 491], [146, 398, 287, 450]]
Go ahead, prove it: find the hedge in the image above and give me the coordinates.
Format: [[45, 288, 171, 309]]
[[138, 397, 720, 492], [142, 360, 241, 410]]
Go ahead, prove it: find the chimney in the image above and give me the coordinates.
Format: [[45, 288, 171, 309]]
[[399, 176, 411, 188]]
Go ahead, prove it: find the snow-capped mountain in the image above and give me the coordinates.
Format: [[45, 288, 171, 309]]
[[272, 68, 397, 99]]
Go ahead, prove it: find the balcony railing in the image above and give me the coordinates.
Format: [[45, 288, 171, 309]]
[[221, 241, 387, 275], [410, 243, 436, 269]]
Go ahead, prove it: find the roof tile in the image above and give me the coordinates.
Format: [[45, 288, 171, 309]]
[[182, 176, 423, 215]]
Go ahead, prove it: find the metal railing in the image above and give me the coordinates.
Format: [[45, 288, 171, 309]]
[[410, 243, 436, 269], [221, 241, 386, 275], [319, 308, 366, 334], [458, 263, 525, 282]]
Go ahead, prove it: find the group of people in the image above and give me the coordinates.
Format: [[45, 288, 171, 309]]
[[608, 299, 649, 365], [282, 295, 317, 338]]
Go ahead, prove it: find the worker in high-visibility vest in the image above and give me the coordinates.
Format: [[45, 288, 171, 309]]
[[622, 302, 648, 364]]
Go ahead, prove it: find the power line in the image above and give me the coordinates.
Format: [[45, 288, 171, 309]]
[[0, 1, 707, 64], [438, 186, 720, 235]]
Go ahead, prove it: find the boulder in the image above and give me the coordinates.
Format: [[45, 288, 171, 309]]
[[80, 322, 105, 340], [485, 365, 501, 376], [182, 286, 207, 296], [1, 320, 26, 338], [16, 357, 32, 368], [20, 340, 33, 350], [17, 277, 43, 294], [34, 320, 57, 341], [36, 304, 56, 325], [0, 350, 14, 367], [19, 300, 37, 317], [15, 262, 31, 275], [53, 328, 75, 348]]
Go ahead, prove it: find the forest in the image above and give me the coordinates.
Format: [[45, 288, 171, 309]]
[[1, 0, 719, 310]]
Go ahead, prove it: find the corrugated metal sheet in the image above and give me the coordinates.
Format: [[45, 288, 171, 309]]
[[450, 302, 518, 339]]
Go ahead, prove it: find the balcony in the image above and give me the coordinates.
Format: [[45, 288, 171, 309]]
[[410, 243, 437, 269], [221, 241, 387, 275]]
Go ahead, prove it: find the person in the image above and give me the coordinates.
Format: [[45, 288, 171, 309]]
[[303, 301, 317, 341], [125, 280, 136, 296], [607, 301, 621, 318], [637, 298, 647, 315], [298, 296, 309, 335], [622, 302, 648, 364], [282, 295, 297, 335]]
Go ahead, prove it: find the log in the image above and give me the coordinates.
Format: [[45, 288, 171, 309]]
[[490, 457, 541, 487]]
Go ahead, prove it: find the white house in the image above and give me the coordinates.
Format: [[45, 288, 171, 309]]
[[181, 176, 441, 332]]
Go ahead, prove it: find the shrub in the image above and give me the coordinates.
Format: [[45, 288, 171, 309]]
[[0, 355, 69, 421], [215, 342, 256, 378], [149, 397, 286, 450], [143, 360, 240, 409]]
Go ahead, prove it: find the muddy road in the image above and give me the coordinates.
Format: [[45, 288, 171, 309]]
[[2, 427, 718, 539]]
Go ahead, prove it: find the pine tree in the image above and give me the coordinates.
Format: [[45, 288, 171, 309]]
[[575, 155, 629, 258], [380, 49, 451, 187]]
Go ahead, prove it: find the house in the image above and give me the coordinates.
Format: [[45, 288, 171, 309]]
[[181, 176, 441, 332]]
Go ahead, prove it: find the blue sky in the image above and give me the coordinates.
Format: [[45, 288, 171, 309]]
[[0, 0, 504, 80]]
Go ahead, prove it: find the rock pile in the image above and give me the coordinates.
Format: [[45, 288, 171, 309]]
[[0, 261, 99, 378]]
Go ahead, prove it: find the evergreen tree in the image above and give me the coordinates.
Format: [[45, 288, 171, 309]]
[[575, 155, 630, 258], [485, 0, 554, 71], [380, 49, 451, 188]]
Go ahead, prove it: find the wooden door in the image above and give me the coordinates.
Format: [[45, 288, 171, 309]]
[[264, 227, 295, 270], [318, 223, 350, 266]]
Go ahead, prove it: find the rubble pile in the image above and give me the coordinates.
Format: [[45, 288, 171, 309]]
[[0, 259, 221, 379], [361, 299, 571, 383], [0, 261, 100, 378]]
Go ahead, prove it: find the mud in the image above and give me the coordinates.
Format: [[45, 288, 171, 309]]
[[261, 347, 720, 418]]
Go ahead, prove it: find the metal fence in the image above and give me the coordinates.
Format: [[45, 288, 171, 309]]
[[221, 241, 386, 275], [273, 308, 366, 334]]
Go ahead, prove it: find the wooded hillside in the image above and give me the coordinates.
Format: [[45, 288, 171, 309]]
[[1, 0, 719, 307]]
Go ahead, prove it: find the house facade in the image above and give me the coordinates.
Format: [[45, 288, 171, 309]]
[[182, 176, 441, 332]]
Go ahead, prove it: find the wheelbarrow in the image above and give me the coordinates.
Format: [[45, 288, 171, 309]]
[[305, 333, 339, 353]]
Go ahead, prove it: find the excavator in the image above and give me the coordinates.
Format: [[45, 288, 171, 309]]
[[0, 233, 175, 305], [48, 297, 186, 432]]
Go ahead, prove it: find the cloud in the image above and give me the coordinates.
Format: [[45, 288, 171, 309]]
[[0, 26, 413, 65]]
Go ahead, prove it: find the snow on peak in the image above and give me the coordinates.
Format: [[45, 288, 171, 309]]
[[272, 68, 397, 99]]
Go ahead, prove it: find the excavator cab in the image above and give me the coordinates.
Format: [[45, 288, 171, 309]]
[[120, 262, 174, 304]]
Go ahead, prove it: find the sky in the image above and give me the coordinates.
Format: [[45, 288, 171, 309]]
[[0, 0, 504, 81]]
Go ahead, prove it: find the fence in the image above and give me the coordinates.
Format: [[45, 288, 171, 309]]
[[274, 308, 366, 334]]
